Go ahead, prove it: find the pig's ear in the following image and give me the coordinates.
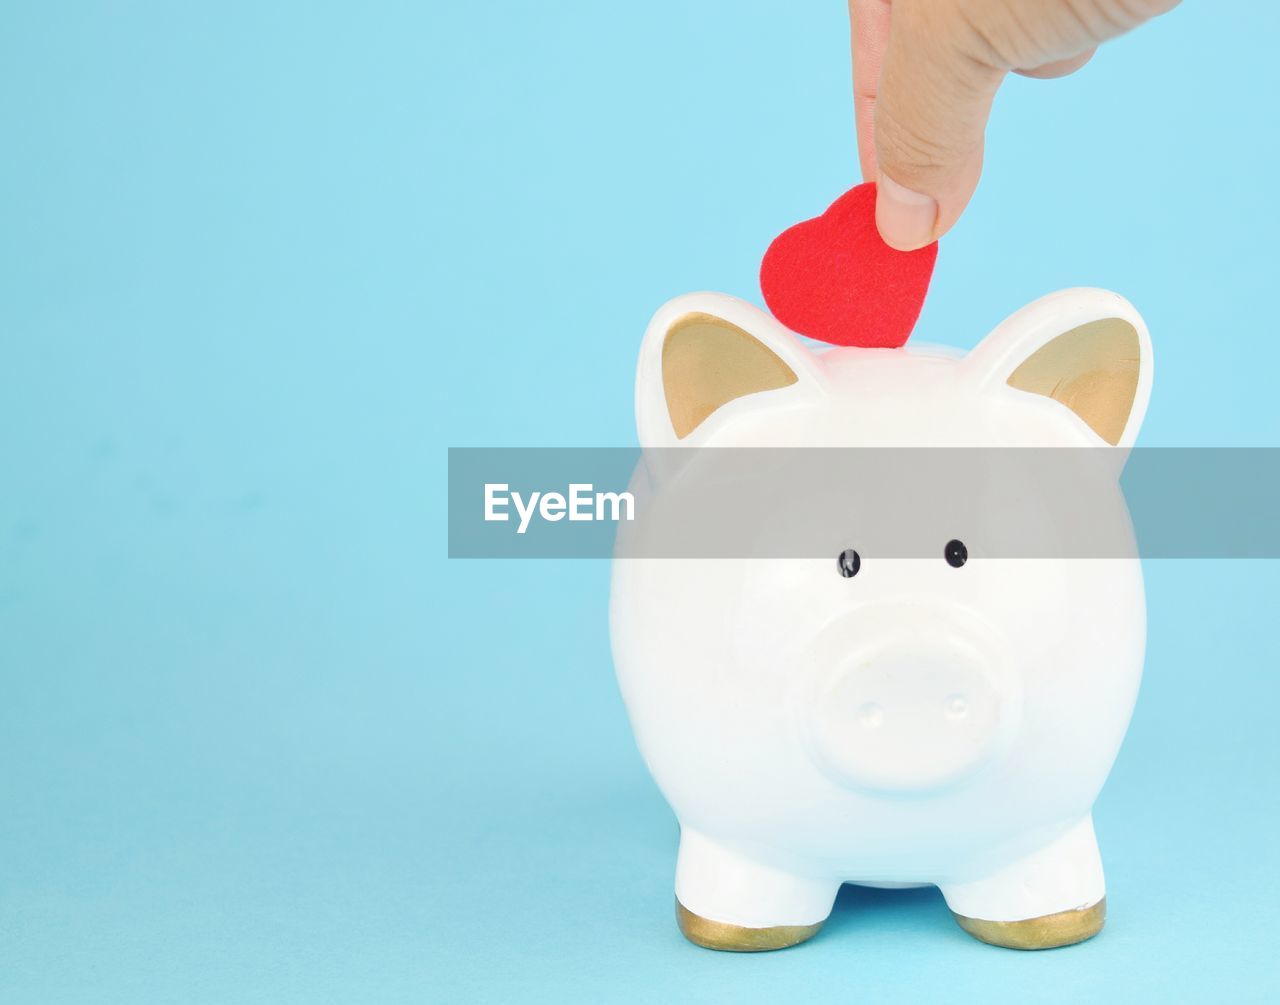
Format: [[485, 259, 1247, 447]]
[[635, 293, 824, 448], [966, 288, 1153, 447]]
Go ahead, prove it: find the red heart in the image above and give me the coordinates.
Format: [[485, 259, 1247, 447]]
[[760, 182, 938, 348]]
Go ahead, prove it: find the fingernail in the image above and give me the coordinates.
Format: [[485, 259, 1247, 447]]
[[875, 173, 938, 251]]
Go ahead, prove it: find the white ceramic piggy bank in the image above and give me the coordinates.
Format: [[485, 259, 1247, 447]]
[[610, 287, 1151, 952]]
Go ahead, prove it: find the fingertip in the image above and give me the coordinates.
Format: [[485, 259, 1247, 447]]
[[875, 173, 938, 252]]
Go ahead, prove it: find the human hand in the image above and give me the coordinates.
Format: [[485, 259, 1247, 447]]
[[849, 0, 1180, 250]]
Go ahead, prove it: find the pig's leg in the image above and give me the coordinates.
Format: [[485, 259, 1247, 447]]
[[940, 816, 1106, 950], [674, 828, 838, 952]]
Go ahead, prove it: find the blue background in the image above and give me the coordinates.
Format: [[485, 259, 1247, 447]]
[[2, 1, 1276, 1001]]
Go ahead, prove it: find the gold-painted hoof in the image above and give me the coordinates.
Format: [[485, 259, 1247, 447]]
[[953, 897, 1106, 950], [676, 899, 823, 952]]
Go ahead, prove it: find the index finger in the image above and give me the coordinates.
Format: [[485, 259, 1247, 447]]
[[849, 0, 893, 180]]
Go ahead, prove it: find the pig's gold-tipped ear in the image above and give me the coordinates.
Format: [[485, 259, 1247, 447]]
[[636, 294, 820, 449], [1007, 317, 1140, 446], [969, 289, 1152, 447], [662, 313, 798, 439]]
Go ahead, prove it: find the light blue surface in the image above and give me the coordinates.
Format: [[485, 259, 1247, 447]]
[[2, 2, 1277, 1001]]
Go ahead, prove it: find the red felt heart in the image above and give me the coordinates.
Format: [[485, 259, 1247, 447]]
[[760, 182, 938, 348]]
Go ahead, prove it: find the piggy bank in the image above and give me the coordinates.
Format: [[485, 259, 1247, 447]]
[[610, 287, 1152, 951]]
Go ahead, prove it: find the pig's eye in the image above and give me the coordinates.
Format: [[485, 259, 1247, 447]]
[[945, 539, 969, 568], [836, 549, 861, 578]]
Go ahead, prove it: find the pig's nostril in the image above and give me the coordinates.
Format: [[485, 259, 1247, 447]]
[[856, 701, 884, 728], [944, 693, 970, 720]]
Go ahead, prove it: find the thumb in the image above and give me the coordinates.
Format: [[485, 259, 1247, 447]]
[[873, 2, 1004, 250]]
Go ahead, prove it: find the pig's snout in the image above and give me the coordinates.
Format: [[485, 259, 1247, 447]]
[[802, 622, 1020, 795]]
